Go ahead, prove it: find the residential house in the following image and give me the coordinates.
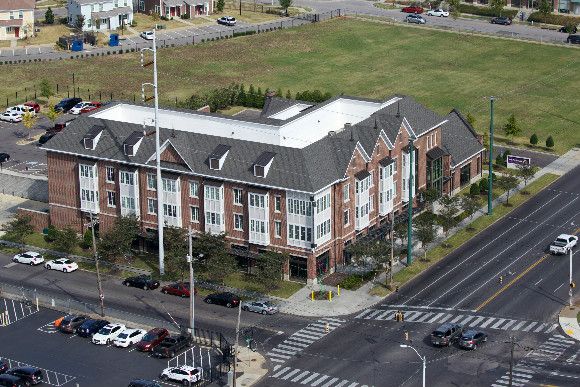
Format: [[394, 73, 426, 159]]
[[68, 0, 133, 31], [0, 0, 35, 41], [137, 0, 212, 18]]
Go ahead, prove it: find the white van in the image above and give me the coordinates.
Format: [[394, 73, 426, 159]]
[[6, 105, 36, 115]]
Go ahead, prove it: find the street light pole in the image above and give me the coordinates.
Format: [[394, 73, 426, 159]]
[[86, 212, 105, 317], [509, 336, 515, 387], [400, 344, 425, 387], [407, 136, 416, 266], [486, 96, 498, 216], [72, 73, 75, 98], [570, 247, 574, 307]]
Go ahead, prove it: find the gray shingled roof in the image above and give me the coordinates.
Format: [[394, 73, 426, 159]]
[[441, 109, 484, 168], [379, 94, 446, 137]]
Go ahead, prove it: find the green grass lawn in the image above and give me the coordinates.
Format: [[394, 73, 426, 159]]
[[2, 17, 579, 153], [132, 13, 189, 32]]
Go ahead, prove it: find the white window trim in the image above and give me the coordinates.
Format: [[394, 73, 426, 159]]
[[274, 220, 281, 238], [344, 183, 350, 202], [274, 195, 281, 212], [147, 198, 157, 215], [234, 213, 243, 231], [190, 206, 199, 223], [189, 181, 198, 198], [107, 190, 116, 207], [106, 166, 115, 183], [233, 188, 243, 206]]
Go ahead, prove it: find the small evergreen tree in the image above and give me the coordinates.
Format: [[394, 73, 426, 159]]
[[470, 183, 480, 196], [45, 225, 58, 242], [495, 153, 504, 167], [1, 214, 34, 252], [479, 177, 488, 192], [256, 86, 263, 108], [546, 135, 554, 148], [247, 84, 256, 108], [285, 89, 292, 99], [39, 78, 53, 99], [237, 84, 246, 106], [530, 133, 538, 146], [466, 111, 476, 127], [216, 0, 225, 12], [503, 113, 521, 143], [81, 229, 93, 249], [54, 226, 79, 254], [45, 7, 55, 24]]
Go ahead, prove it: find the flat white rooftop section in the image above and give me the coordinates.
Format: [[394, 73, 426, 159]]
[[91, 104, 283, 146], [268, 103, 313, 120], [278, 97, 400, 148]]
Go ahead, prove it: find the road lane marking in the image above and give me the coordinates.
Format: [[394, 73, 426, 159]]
[[553, 283, 564, 292]]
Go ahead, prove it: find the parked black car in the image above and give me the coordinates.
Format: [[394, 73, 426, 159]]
[[38, 132, 57, 146], [458, 330, 488, 350], [0, 362, 7, 374], [6, 367, 43, 385], [0, 374, 25, 387], [204, 292, 242, 308], [491, 16, 512, 25], [123, 275, 160, 290], [59, 314, 90, 333], [54, 97, 82, 113], [153, 334, 193, 358], [559, 25, 578, 33], [76, 319, 110, 337], [567, 34, 580, 44], [0, 153, 10, 163]]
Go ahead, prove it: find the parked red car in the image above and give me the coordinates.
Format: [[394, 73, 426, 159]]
[[136, 328, 169, 352], [23, 102, 40, 114], [402, 5, 423, 13], [80, 102, 103, 114], [161, 282, 197, 298]]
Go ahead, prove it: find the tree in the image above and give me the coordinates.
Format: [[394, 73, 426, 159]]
[[39, 78, 53, 100], [546, 135, 554, 148], [253, 250, 288, 293], [1, 214, 34, 252], [517, 164, 535, 187], [44, 225, 58, 242], [489, 0, 505, 16], [75, 14, 85, 31], [530, 133, 538, 146], [564, 19, 577, 34], [394, 221, 408, 252], [420, 187, 440, 212], [192, 232, 237, 286], [413, 213, 436, 261], [98, 214, 139, 262], [461, 195, 481, 230], [21, 111, 39, 140], [45, 7, 55, 24], [81, 229, 93, 249], [54, 226, 79, 254], [94, 13, 101, 30], [497, 175, 519, 205], [344, 238, 391, 269], [479, 177, 488, 193], [437, 194, 459, 244], [285, 89, 292, 99], [279, 0, 293, 15], [447, 0, 461, 19], [496, 153, 504, 167], [44, 104, 62, 125], [247, 84, 256, 108], [503, 113, 521, 143], [216, 0, 225, 12], [538, 0, 552, 24], [164, 226, 188, 280], [466, 111, 476, 128], [469, 183, 480, 196]]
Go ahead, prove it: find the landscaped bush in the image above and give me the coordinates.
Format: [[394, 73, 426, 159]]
[[457, 4, 518, 18], [181, 14, 190, 19], [56, 40, 67, 49], [470, 183, 481, 196], [160, 15, 169, 21], [479, 177, 488, 192], [527, 12, 580, 25]]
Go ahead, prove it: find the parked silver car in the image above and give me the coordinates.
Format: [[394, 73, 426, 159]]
[[241, 300, 279, 315]]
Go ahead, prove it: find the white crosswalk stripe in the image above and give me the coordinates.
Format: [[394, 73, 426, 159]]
[[266, 318, 345, 364], [355, 308, 557, 333], [270, 366, 371, 387]]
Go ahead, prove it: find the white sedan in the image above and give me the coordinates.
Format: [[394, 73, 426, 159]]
[[69, 102, 91, 115], [113, 328, 147, 348], [92, 323, 126, 345], [0, 112, 23, 123], [44, 258, 79, 273], [140, 30, 154, 40], [427, 9, 449, 17], [13, 252, 44, 265]]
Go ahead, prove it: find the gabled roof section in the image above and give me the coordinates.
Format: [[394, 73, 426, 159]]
[[379, 94, 446, 137], [354, 170, 371, 180], [379, 157, 394, 167], [1, 0, 35, 10], [426, 146, 447, 160], [441, 110, 485, 168]]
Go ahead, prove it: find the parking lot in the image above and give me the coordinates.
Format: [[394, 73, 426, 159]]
[[0, 306, 223, 386]]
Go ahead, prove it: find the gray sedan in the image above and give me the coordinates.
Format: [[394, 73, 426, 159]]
[[458, 330, 487, 350], [241, 301, 279, 315]]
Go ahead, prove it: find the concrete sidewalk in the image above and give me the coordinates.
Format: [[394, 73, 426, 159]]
[[559, 299, 580, 343]]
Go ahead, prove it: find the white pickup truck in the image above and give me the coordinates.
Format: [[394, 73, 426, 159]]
[[549, 234, 578, 255]]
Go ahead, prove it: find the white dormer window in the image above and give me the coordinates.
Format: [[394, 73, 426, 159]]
[[209, 144, 231, 171], [83, 125, 104, 150], [254, 151, 276, 178], [123, 131, 144, 156]]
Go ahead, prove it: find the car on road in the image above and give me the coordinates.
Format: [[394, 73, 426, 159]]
[[161, 282, 196, 297], [430, 323, 464, 347], [0, 374, 25, 387], [0, 112, 23, 123], [113, 328, 147, 348], [426, 8, 449, 17], [13, 252, 44, 265], [405, 14, 426, 24], [136, 328, 169, 352], [6, 367, 43, 385], [567, 34, 580, 44], [80, 102, 103, 114], [128, 380, 161, 387], [242, 300, 279, 315], [23, 103, 40, 114], [159, 366, 202, 385], [76, 319, 110, 337], [491, 16, 512, 25], [153, 334, 193, 358], [217, 16, 236, 26], [204, 292, 241, 308], [44, 258, 78, 272], [69, 101, 92, 115], [458, 330, 488, 350], [38, 132, 57, 146], [549, 234, 578, 254], [140, 31, 154, 40], [92, 323, 126, 345], [401, 5, 423, 13], [54, 97, 82, 113], [559, 25, 578, 33], [58, 314, 90, 333], [123, 275, 160, 290]]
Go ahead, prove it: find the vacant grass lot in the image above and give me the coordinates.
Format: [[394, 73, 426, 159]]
[[1, 18, 579, 153], [132, 13, 189, 32]]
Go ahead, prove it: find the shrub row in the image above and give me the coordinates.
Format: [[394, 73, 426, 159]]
[[457, 4, 518, 18], [527, 12, 580, 25]]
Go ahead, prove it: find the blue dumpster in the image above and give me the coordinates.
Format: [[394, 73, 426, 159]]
[[71, 39, 83, 51], [109, 33, 119, 46]]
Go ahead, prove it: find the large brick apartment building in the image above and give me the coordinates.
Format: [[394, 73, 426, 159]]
[[42, 94, 484, 284]]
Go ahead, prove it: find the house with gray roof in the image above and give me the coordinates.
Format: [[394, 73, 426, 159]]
[[67, 0, 133, 32], [136, 0, 212, 19], [41, 93, 483, 284]]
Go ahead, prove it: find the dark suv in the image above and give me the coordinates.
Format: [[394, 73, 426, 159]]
[[54, 97, 82, 113], [0, 374, 25, 387], [430, 323, 464, 347], [6, 367, 43, 385], [204, 292, 242, 308], [123, 275, 160, 290], [76, 319, 110, 337], [567, 34, 580, 44], [59, 314, 90, 333]]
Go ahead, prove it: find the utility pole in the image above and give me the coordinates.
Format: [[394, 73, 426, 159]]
[[389, 211, 394, 288], [485, 97, 498, 216], [141, 29, 165, 275], [570, 247, 574, 307], [233, 300, 242, 387], [407, 136, 416, 266], [509, 336, 515, 387], [72, 73, 75, 98], [86, 212, 105, 317]]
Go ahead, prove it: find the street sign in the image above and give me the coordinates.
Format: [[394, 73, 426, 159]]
[[506, 155, 531, 169]]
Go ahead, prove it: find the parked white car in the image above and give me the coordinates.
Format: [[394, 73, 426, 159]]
[[92, 323, 126, 345], [44, 258, 79, 273], [0, 112, 23, 123], [69, 102, 92, 115], [160, 366, 202, 385], [6, 105, 36, 116], [140, 30, 154, 40], [113, 328, 147, 348], [427, 8, 449, 17], [13, 252, 44, 265]]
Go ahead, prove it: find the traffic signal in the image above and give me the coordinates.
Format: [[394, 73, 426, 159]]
[[395, 285, 399, 292], [499, 275, 503, 284], [571, 282, 575, 288], [405, 332, 409, 341], [325, 323, 329, 333]]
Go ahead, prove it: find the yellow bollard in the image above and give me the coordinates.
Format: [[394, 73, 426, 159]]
[[329, 291, 332, 302], [337, 285, 340, 296], [36, 297, 39, 311], [311, 291, 314, 302]]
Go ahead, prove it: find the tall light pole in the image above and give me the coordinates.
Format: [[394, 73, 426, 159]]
[[407, 136, 417, 266], [85, 212, 105, 317], [570, 247, 574, 307], [400, 344, 426, 387], [485, 97, 498, 216]]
